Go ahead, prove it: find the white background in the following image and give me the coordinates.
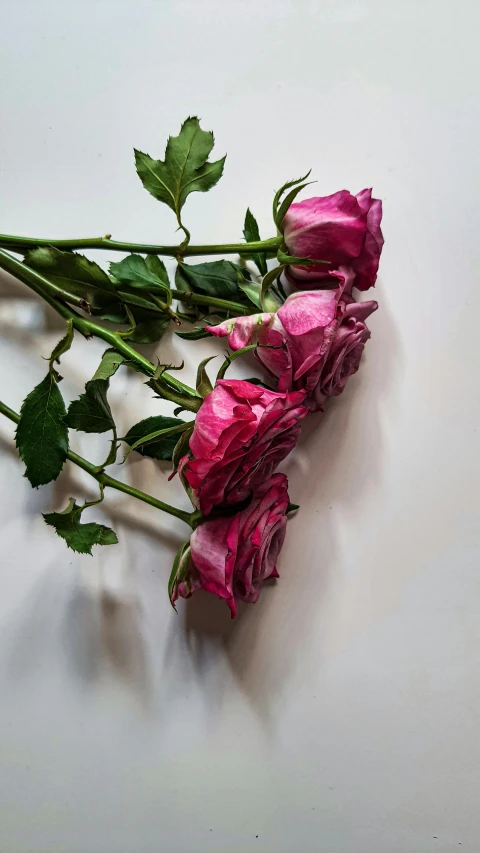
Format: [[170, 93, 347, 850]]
[[0, 1, 479, 851]]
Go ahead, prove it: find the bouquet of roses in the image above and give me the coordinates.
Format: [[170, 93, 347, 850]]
[[0, 117, 383, 618]]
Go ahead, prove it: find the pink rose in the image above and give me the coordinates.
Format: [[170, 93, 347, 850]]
[[307, 295, 378, 410], [179, 379, 307, 516], [207, 269, 377, 412], [171, 474, 289, 617], [283, 188, 384, 291]]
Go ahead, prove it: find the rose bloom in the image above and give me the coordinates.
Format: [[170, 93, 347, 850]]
[[207, 268, 377, 412], [283, 188, 384, 291], [179, 379, 307, 516], [171, 473, 290, 617]]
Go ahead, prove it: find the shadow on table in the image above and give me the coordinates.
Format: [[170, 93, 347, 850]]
[[170, 288, 403, 725], [0, 272, 403, 722], [0, 433, 182, 708]]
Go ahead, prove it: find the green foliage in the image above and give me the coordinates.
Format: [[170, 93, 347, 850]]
[[124, 311, 170, 344], [238, 277, 281, 312], [172, 424, 194, 472], [238, 280, 263, 309], [49, 320, 74, 373], [101, 435, 119, 468], [168, 541, 192, 608], [15, 373, 68, 487], [216, 344, 259, 380], [277, 247, 332, 268], [195, 356, 215, 397], [261, 265, 286, 309], [66, 379, 114, 434], [113, 288, 162, 312], [275, 183, 312, 230], [24, 247, 170, 324], [272, 171, 313, 231], [110, 254, 170, 293], [134, 117, 225, 225], [176, 260, 246, 300], [91, 350, 126, 381], [123, 416, 188, 460], [43, 498, 118, 554], [24, 247, 117, 314], [242, 208, 268, 275], [175, 326, 212, 341]]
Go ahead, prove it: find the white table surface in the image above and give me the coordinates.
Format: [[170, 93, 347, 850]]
[[0, 1, 479, 851]]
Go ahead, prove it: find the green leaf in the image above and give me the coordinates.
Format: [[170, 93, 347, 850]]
[[145, 255, 170, 280], [243, 207, 261, 243], [263, 290, 282, 312], [92, 350, 126, 382], [174, 264, 192, 293], [172, 423, 194, 471], [261, 265, 286, 309], [24, 247, 117, 314], [24, 247, 169, 321], [92, 303, 128, 323], [43, 498, 118, 555], [15, 373, 68, 487], [125, 310, 170, 344], [123, 416, 188, 460], [126, 420, 190, 456], [277, 248, 333, 270], [217, 340, 283, 380], [134, 116, 225, 221], [175, 326, 212, 341], [272, 170, 312, 224], [238, 280, 263, 309], [110, 254, 170, 293], [242, 208, 268, 275], [49, 320, 74, 373], [168, 541, 192, 608], [287, 502, 300, 513], [196, 356, 215, 397], [101, 435, 119, 468], [275, 182, 313, 231], [216, 344, 259, 380], [66, 379, 114, 434], [176, 260, 245, 300], [115, 288, 164, 312]]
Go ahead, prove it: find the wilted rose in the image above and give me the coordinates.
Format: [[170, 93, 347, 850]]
[[207, 268, 377, 412], [170, 474, 290, 617], [179, 379, 307, 515]]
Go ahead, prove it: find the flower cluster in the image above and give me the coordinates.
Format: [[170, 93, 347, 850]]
[[1, 117, 384, 622], [172, 189, 383, 616]]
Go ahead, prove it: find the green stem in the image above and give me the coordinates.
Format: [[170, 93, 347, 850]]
[[148, 377, 198, 411], [0, 232, 283, 257], [0, 399, 195, 527], [0, 248, 200, 407], [171, 289, 249, 315], [149, 292, 181, 324]]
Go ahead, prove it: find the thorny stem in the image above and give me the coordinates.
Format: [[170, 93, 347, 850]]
[[0, 232, 283, 257], [0, 248, 201, 411], [0, 399, 196, 527], [171, 289, 249, 315]]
